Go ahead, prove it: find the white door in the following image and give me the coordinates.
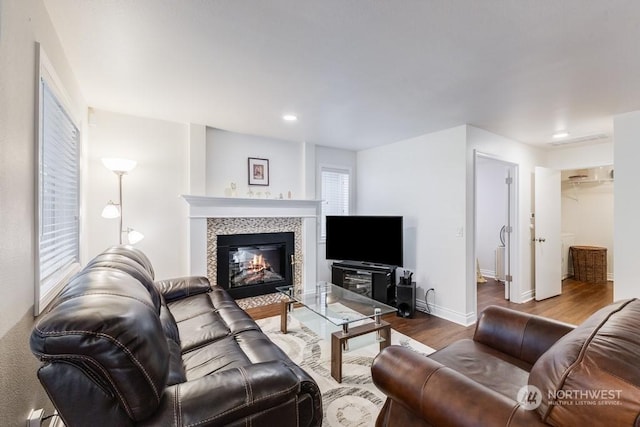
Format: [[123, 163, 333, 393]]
[[534, 166, 562, 300]]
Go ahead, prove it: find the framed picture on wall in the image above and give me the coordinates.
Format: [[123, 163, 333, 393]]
[[248, 157, 269, 186]]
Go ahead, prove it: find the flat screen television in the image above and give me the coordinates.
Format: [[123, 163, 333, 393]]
[[325, 215, 403, 267]]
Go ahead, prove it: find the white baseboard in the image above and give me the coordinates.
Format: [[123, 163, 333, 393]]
[[480, 269, 496, 279], [520, 289, 535, 303], [415, 299, 476, 326]]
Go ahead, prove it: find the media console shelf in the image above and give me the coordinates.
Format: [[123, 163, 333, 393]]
[[331, 261, 396, 306]]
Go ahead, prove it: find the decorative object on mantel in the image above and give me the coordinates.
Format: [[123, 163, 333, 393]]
[[224, 182, 237, 197], [248, 157, 269, 186], [100, 158, 144, 244]]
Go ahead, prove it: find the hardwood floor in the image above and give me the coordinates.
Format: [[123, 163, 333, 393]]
[[245, 277, 613, 351]]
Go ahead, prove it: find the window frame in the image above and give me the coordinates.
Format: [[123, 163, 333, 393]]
[[34, 43, 82, 315], [319, 165, 352, 242]]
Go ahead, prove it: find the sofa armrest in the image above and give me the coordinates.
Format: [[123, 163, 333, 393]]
[[473, 305, 575, 365], [154, 276, 211, 302], [371, 346, 544, 427], [139, 361, 320, 427]]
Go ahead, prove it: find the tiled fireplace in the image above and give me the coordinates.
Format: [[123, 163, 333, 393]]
[[208, 218, 301, 298], [182, 195, 321, 297]]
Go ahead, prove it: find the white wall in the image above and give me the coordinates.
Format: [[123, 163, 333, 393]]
[[0, 0, 87, 422], [85, 110, 189, 279], [358, 126, 470, 324], [476, 158, 508, 277], [613, 111, 640, 301], [545, 140, 614, 170], [315, 145, 358, 282], [205, 128, 305, 199]]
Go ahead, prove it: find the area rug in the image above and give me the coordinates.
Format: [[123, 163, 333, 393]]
[[256, 308, 435, 427]]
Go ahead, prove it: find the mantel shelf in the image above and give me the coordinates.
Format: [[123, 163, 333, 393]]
[[180, 195, 322, 218]]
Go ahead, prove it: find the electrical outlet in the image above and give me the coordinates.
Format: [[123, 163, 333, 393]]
[[27, 408, 44, 427]]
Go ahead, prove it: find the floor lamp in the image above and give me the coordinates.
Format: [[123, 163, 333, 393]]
[[101, 158, 144, 244]]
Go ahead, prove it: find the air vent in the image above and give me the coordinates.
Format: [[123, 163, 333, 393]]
[[549, 133, 608, 146]]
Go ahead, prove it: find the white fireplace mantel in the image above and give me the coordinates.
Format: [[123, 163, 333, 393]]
[[181, 195, 322, 218], [181, 195, 320, 291]]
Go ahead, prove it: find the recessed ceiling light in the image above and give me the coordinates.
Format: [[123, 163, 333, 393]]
[[283, 114, 298, 122], [552, 131, 569, 139]]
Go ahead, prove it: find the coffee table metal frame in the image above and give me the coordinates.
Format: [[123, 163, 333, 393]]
[[276, 282, 396, 383]]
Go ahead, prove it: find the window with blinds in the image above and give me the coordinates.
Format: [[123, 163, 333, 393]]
[[321, 168, 350, 240], [36, 68, 80, 315]]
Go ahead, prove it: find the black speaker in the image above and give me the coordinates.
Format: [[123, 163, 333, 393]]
[[396, 281, 416, 318]]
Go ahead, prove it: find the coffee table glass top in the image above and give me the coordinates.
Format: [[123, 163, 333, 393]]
[[276, 282, 397, 327]]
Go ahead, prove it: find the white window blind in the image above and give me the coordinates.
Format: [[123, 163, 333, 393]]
[[321, 168, 350, 240], [36, 77, 80, 315]]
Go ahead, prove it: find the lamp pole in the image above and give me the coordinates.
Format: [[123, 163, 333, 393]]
[[116, 171, 124, 244]]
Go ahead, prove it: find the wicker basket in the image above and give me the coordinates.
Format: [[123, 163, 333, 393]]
[[570, 246, 607, 283]]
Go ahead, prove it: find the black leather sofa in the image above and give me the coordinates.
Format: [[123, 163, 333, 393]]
[[30, 245, 322, 426]]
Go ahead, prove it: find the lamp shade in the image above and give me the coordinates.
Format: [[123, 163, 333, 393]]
[[101, 201, 121, 218], [127, 228, 144, 244], [102, 157, 137, 173]]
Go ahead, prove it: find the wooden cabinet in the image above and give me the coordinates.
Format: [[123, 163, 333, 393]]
[[331, 262, 396, 305]]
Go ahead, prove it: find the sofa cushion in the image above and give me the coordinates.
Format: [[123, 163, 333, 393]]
[[429, 339, 531, 400], [85, 253, 163, 313], [181, 329, 292, 381], [154, 276, 211, 302], [529, 298, 640, 426], [168, 293, 216, 322], [176, 311, 232, 352], [102, 245, 155, 279], [182, 335, 253, 380], [167, 292, 263, 352]]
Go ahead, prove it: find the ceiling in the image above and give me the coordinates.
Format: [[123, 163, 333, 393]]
[[43, 0, 640, 151]]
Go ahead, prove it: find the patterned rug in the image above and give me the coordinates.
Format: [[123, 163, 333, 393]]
[[256, 308, 435, 427]]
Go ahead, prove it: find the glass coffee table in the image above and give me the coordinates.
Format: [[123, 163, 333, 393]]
[[276, 282, 397, 383]]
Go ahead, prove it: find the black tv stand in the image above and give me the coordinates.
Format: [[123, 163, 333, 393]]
[[331, 261, 396, 306]]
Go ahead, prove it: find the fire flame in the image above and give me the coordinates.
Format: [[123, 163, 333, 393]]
[[250, 254, 266, 271]]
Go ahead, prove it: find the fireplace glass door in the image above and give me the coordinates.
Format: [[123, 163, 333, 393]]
[[229, 244, 286, 288], [216, 232, 294, 299]]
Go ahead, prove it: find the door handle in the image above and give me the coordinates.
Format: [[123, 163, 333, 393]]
[[536, 238, 546, 243]]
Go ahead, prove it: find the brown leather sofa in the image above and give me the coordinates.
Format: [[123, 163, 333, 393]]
[[371, 299, 640, 426], [30, 245, 322, 426]]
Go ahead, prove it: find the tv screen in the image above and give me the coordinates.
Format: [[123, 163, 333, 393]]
[[325, 215, 403, 266]]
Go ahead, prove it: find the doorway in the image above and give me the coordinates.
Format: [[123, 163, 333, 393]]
[[560, 165, 614, 284], [475, 153, 517, 305]]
